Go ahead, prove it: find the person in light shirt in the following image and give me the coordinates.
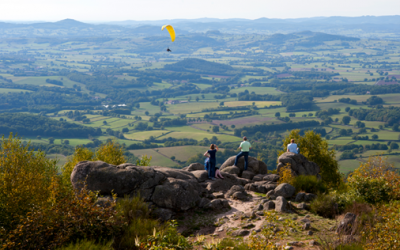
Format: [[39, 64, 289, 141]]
[[287, 139, 299, 154], [233, 136, 252, 170]]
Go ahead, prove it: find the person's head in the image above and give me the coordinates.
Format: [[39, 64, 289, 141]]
[[291, 139, 295, 143], [210, 144, 215, 150], [243, 136, 247, 141]]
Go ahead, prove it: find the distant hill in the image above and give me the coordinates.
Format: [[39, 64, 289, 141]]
[[164, 58, 234, 75]]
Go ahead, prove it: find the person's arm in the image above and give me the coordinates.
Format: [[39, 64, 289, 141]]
[[204, 151, 209, 157], [215, 145, 219, 151]]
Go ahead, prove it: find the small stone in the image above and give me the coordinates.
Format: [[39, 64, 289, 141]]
[[273, 227, 282, 233], [216, 227, 224, 232], [287, 241, 298, 246], [242, 223, 255, 229], [303, 222, 311, 230], [278, 217, 285, 221], [256, 204, 264, 211], [289, 228, 297, 233], [292, 216, 298, 220], [309, 240, 316, 246], [256, 211, 264, 216], [232, 229, 250, 236], [275, 243, 281, 247], [300, 218, 310, 223], [285, 247, 294, 250], [212, 233, 219, 236], [255, 229, 261, 232], [305, 215, 311, 218], [307, 230, 313, 236]]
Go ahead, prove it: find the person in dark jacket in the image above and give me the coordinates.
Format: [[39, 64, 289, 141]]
[[204, 144, 218, 180]]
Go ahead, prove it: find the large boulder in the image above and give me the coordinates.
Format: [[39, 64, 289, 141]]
[[192, 170, 209, 182], [225, 185, 249, 201], [205, 172, 249, 193], [220, 156, 268, 176], [245, 181, 277, 194], [71, 161, 205, 212], [220, 166, 240, 175], [277, 153, 320, 178], [183, 163, 205, 172], [272, 183, 296, 199]]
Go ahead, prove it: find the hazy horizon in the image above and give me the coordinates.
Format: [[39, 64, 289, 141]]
[[0, 0, 399, 22]]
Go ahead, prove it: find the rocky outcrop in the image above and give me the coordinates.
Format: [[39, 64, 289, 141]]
[[336, 213, 357, 235], [71, 161, 205, 212], [225, 185, 249, 201], [277, 152, 321, 179], [71, 161, 253, 213], [220, 156, 268, 176], [244, 181, 277, 194], [182, 163, 204, 172]]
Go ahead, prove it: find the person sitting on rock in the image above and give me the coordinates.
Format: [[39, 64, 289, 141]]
[[204, 144, 218, 180], [287, 139, 299, 154], [233, 136, 251, 170], [215, 168, 224, 179]]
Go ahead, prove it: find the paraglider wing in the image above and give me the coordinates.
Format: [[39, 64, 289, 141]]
[[161, 25, 176, 42]]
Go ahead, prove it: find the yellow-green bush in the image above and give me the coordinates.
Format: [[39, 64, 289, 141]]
[[62, 141, 126, 187], [0, 134, 58, 230], [292, 175, 327, 194], [279, 129, 342, 188]]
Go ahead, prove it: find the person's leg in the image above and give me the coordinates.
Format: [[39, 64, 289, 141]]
[[234, 151, 244, 166], [243, 152, 249, 170], [210, 159, 216, 179], [215, 169, 224, 179]]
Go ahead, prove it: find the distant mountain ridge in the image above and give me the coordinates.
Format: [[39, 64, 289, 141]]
[[0, 16, 399, 38]]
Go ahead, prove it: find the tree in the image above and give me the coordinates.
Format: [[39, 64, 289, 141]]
[[231, 125, 235, 129], [255, 131, 263, 139], [122, 128, 129, 133], [279, 130, 342, 188], [63, 140, 70, 145], [145, 111, 149, 116], [212, 126, 219, 133], [308, 113, 313, 117], [390, 142, 399, 150], [345, 107, 351, 112], [48, 137, 55, 144], [135, 103, 140, 108], [103, 121, 107, 125], [342, 116, 351, 125], [393, 124, 399, 132], [289, 113, 296, 117], [37, 136, 41, 140], [241, 130, 247, 137], [339, 129, 348, 136], [219, 101, 224, 106], [372, 134, 379, 140], [195, 96, 200, 102], [275, 112, 281, 118]]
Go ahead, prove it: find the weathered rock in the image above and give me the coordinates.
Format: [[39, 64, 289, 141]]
[[275, 196, 288, 213], [297, 202, 309, 210], [263, 174, 280, 182], [191, 170, 209, 182], [198, 197, 211, 208], [252, 174, 265, 182], [212, 192, 225, 199], [304, 193, 317, 202], [206, 172, 248, 193], [306, 231, 313, 236], [264, 201, 275, 210], [266, 190, 277, 200], [220, 166, 240, 175], [336, 213, 357, 235], [274, 183, 296, 199], [184, 163, 205, 172], [303, 222, 311, 230], [206, 199, 230, 210], [152, 178, 203, 211], [277, 153, 321, 179], [226, 185, 249, 200], [232, 192, 249, 201], [295, 192, 306, 202], [220, 156, 267, 175], [245, 181, 277, 194], [232, 229, 250, 236], [255, 204, 263, 211], [242, 223, 255, 229], [153, 208, 175, 221], [241, 170, 256, 180]]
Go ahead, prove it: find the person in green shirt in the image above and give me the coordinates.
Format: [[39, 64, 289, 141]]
[[233, 136, 252, 170]]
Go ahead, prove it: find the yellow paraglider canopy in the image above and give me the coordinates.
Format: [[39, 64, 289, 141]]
[[161, 25, 176, 42]]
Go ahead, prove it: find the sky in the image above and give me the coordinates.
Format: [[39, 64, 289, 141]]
[[0, 0, 399, 21]]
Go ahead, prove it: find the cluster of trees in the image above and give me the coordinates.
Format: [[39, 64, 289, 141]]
[[339, 98, 357, 105], [0, 113, 102, 137], [45, 79, 63, 86], [234, 120, 320, 137], [203, 110, 259, 120], [348, 106, 400, 125]]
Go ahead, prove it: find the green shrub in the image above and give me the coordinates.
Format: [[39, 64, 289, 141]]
[[57, 239, 113, 250], [292, 175, 327, 194], [216, 238, 250, 250], [348, 177, 393, 204], [310, 193, 338, 218], [114, 196, 162, 249]]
